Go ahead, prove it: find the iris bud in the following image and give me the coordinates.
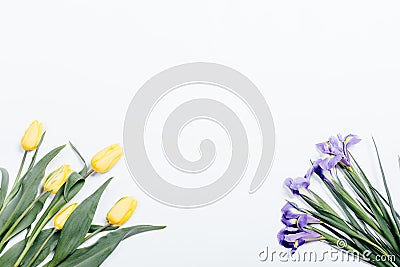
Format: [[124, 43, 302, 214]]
[[107, 196, 137, 226], [53, 203, 78, 230], [44, 164, 73, 194], [21, 120, 43, 151], [91, 144, 123, 173]]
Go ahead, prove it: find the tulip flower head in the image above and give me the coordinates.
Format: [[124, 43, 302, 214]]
[[91, 144, 123, 173], [53, 203, 78, 230], [107, 196, 137, 226], [21, 120, 43, 151], [44, 164, 73, 194]]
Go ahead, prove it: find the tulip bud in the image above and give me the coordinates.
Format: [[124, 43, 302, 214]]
[[107, 196, 137, 226], [21, 120, 43, 151], [91, 144, 123, 173], [44, 164, 73, 194], [53, 203, 78, 230]]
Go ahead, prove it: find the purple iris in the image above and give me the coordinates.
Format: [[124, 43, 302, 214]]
[[339, 134, 361, 163], [284, 177, 310, 196], [308, 159, 334, 186], [281, 202, 320, 229], [277, 227, 322, 253], [284, 166, 314, 196], [316, 134, 361, 169]]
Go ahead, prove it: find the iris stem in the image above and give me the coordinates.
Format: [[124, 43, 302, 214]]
[[0, 191, 49, 249], [23, 228, 57, 267], [83, 223, 112, 243]]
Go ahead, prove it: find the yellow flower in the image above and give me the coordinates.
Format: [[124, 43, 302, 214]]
[[91, 144, 123, 173], [43, 165, 73, 194], [21, 120, 43, 151], [53, 203, 78, 230], [107, 196, 137, 226]]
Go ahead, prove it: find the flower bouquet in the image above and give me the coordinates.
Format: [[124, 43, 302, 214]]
[[0, 121, 165, 267], [278, 134, 400, 266]]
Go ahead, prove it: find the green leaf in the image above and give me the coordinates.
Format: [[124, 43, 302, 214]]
[[305, 208, 388, 255], [308, 226, 390, 266], [57, 225, 166, 267], [89, 225, 118, 233], [0, 168, 9, 209], [48, 178, 113, 267], [63, 172, 85, 202], [348, 153, 400, 254], [301, 197, 353, 233], [309, 189, 339, 217], [324, 180, 365, 233], [69, 142, 87, 177], [0, 229, 58, 267], [307, 226, 359, 253], [0, 189, 23, 238], [3, 192, 50, 243], [351, 153, 396, 225], [0, 235, 26, 266], [2, 133, 46, 214], [321, 223, 360, 250], [372, 137, 400, 245], [340, 167, 375, 214], [373, 187, 400, 220], [28, 172, 86, 249], [0, 145, 65, 236], [359, 220, 399, 258], [331, 180, 382, 234], [21, 229, 59, 267], [299, 195, 380, 251]]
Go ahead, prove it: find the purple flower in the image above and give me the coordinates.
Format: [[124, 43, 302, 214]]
[[277, 227, 322, 253], [339, 134, 361, 163], [281, 202, 301, 218], [284, 177, 310, 196], [308, 159, 334, 186], [316, 134, 361, 169], [284, 166, 315, 197], [281, 202, 320, 229]]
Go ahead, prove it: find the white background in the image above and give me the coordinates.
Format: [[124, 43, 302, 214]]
[[1, 1, 400, 266]]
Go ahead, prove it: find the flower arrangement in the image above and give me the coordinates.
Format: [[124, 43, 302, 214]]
[[278, 134, 400, 266], [0, 121, 165, 267]]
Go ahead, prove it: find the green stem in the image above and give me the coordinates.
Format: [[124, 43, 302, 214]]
[[84, 169, 95, 179], [24, 228, 57, 267], [82, 223, 112, 243], [14, 151, 28, 187], [17, 170, 91, 267], [14, 212, 54, 267], [1, 151, 28, 212], [0, 191, 48, 249], [15, 164, 92, 266]]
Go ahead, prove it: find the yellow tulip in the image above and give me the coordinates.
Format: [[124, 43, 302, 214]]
[[107, 196, 137, 226], [91, 144, 123, 173], [21, 120, 43, 151], [53, 203, 78, 230], [43, 165, 73, 194]]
